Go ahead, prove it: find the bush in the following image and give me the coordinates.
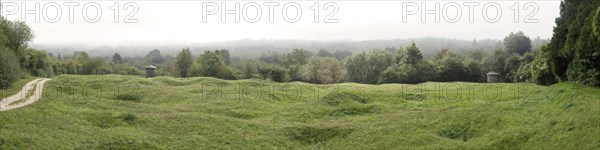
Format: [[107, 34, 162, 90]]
[[257, 63, 290, 82], [0, 48, 22, 89], [531, 49, 556, 85], [378, 62, 434, 84]]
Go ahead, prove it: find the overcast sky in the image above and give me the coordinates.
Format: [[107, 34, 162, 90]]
[[2, 0, 561, 45]]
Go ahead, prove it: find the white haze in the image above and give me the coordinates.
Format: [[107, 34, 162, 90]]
[[1, 1, 561, 47]]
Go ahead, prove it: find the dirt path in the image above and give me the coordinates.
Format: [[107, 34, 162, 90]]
[[0, 78, 51, 111]]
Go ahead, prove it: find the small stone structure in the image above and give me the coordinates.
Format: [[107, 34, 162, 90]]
[[145, 65, 156, 78], [486, 71, 500, 83]]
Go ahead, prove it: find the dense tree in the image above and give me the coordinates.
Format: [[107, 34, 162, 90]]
[[463, 59, 484, 82], [240, 60, 259, 79], [0, 18, 38, 87], [483, 48, 509, 81], [504, 32, 531, 55], [344, 50, 393, 84], [193, 50, 234, 79], [145, 49, 165, 65], [332, 50, 352, 60], [259, 52, 283, 64], [287, 65, 305, 81], [503, 54, 522, 82], [256, 63, 290, 82], [378, 43, 434, 84], [0, 19, 35, 52], [434, 48, 456, 60], [542, 0, 600, 86], [465, 49, 487, 61], [17, 48, 53, 77], [283, 49, 312, 81], [432, 49, 467, 82], [158, 59, 180, 77], [303, 56, 344, 84], [317, 49, 333, 57], [504, 31, 532, 55], [0, 47, 22, 89], [112, 53, 123, 64], [379, 62, 434, 84], [404, 42, 423, 65], [594, 6, 600, 39], [283, 49, 312, 66], [530, 46, 556, 85], [215, 49, 231, 66], [82, 57, 109, 75], [176, 48, 193, 78]]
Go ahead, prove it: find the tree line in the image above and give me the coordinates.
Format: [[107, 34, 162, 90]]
[[159, 31, 539, 85]]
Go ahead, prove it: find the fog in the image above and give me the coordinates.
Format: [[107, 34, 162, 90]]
[[0, 1, 560, 54]]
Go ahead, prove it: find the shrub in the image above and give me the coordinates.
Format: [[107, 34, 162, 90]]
[[257, 63, 290, 82], [378, 62, 434, 84], [0, 47, 22, 89]]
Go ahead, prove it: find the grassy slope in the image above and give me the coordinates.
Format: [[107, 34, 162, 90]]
[[0, 75, 598, 149]]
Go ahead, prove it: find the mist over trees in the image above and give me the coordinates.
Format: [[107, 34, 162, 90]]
[[7, 28, 556, 87], [3, 0, 599, 88], [33, 37, 549, 60]]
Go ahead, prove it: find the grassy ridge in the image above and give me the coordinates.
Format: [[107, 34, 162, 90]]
[[0, 75, 598, 149]]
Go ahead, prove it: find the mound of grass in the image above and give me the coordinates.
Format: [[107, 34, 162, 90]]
[[224, 110, 255, 119], [120, 113, 138, 124], [322, 91, 369, 105], [115, 93, 142, 102], [285, 126, 353, 144], [438, 122, 480, 141], [84, 112, 139, 128], [327, 104, 378, 116], [402, 92, 426, 101], [91, 137, 159, 149], [487, 128, 535, 149], [85, 113, 128, 128]]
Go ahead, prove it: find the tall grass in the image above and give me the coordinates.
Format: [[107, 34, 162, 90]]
[[0, 75, 598, 149]]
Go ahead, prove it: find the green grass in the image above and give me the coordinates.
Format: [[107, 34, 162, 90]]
[[0, 74, 599, 149]]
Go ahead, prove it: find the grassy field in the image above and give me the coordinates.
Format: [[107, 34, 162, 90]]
[[0, 75, 598, 149]]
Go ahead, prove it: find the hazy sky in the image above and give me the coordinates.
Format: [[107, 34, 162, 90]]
[[2, 0, 561, 45]]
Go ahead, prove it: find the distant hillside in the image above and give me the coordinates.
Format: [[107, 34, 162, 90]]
[[30, 37, 550, 59]]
